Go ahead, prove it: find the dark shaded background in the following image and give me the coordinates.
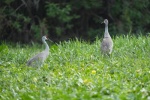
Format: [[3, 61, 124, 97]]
[[0, 0, 150, 43]]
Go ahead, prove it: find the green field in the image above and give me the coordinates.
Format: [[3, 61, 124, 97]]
[[0, 35, 150, 100]]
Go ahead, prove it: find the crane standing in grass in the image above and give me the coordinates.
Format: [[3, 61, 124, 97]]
[[27, 36, 50, 67], [101, 19, 113, 55]]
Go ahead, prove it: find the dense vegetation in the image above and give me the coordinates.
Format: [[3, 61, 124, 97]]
[[0, 1, 150, 99], [0, 35, 150, 99], [0, 0, 150, 42]]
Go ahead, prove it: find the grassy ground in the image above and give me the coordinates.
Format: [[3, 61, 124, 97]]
[[0, 35, 150, 100]]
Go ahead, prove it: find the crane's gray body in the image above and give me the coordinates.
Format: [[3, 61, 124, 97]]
[[27, 36, 49, 67], [101, 19, 113, 55]]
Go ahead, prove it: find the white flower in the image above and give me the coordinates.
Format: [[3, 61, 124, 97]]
[[147, 96, 150, 100], [140, 88, 148, 98], [140, 88, 147, 93]]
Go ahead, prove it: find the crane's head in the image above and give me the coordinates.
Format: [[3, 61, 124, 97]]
[[102, 19, 108, 24], [42, 36, 48, 41], [42, 35, 53, 42]]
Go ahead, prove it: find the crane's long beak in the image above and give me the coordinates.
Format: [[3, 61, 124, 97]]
[[101, 21, 104, 24], [48, 38, 53, 43]]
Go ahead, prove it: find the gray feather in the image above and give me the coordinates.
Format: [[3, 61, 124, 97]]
[[101, 19, 113, 55], [27, 36, 49, 67]]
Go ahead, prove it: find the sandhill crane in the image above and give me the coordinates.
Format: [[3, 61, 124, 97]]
[[27, 36, 50, 67], [101, 19, 113, 55]]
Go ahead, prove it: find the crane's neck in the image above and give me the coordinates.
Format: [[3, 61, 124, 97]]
[[104, 23, 110, 38], [42, 39, 49, 52]]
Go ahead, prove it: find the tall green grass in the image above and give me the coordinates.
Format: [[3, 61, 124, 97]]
[[0, 35, 150, 100]]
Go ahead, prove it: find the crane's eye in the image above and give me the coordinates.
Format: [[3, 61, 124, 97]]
[[45, 36, 48, 39]]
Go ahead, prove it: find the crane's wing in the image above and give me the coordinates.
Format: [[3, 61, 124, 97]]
[[27, 52, 45, 66], [101, 37, 113, 54]]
